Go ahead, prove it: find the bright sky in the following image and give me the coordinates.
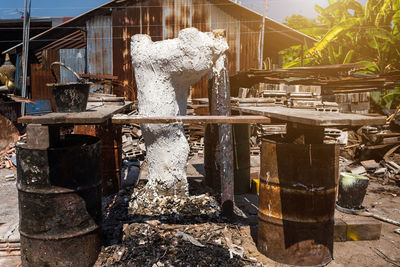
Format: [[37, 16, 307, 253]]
[[0, 0, 368, 22]]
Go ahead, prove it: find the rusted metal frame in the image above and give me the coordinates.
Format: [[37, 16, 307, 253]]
[[111, 115, 271, 124]]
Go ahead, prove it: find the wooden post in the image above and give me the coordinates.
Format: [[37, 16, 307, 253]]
[[204, 29, 234, 217]]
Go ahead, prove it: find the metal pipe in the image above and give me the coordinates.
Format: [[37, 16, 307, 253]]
[[21, 0, 31, 116], [259, 0, 267, 69]]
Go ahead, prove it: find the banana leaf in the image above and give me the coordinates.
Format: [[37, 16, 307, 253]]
[[375, 0, 393, 26], [308, 18, 361, 55], [382, 87, 400, 109], [343, 49, 355, 63], [367, 27, 397, 44]]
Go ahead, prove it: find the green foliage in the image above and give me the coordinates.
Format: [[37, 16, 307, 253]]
[[281, 0, 400, 109], [282, 0, 400, 71], [371, 88, 400, 109]]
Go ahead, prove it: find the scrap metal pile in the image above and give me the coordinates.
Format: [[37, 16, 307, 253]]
[[230, 64, 400, 95], [0, 134, 25, 170], [340, 124, 400, 186]]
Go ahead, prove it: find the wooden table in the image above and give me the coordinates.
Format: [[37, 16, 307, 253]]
[[232, 105, 386, 127], [231, 105, 386, 143], [19, 103, 132, 125]]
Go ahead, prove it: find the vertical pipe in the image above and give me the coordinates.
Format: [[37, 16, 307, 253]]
[[205, 29, 234, 217], [21, 0, 31, 116], [259, 0, 267, 69]]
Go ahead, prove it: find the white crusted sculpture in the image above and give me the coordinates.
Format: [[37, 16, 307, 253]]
[[131, 28, 229, 197]]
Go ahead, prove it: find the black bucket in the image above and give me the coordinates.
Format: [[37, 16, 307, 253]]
[[337, 172, 369, 209], [47, 62, 91, 112]]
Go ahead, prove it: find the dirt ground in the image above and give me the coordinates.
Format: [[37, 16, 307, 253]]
[[0, 168, 20, 267], [187, 156, 400, 267], [0, 155, 399, 266], [330, 180, 400, 267]]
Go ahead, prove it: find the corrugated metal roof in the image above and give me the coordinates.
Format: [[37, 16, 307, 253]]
[[3, 0, 316, 55], [34, 30, 86, 63]]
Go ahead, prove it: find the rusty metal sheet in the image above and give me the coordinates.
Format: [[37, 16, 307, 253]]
[[240, 21, 260, 71], [163, 0, 192, 39], [112, 1, 162, 100], [59, 49, 86, 83], [143, 0, 163, 41], [191, 0, 211, 99], [31, 50, 59, 111], [86, 16, 113, 76], [112, 6, 140, 100], [210, 5, 240, 75]]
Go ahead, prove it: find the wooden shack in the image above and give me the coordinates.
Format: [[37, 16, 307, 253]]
[[3, 0, 315, 103]]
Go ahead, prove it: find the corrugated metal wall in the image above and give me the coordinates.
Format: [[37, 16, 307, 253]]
[[112, 0, 260, 100], [210, 5, 241, 74], [31, 49, 59, 110], [112, 0, 163, 100], [31, 30, 86, 105], [59, 49, 86, 83], [86, 16, 113, 76], [240, 21, 261, 70]]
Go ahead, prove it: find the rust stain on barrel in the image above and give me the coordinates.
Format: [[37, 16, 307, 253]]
[[257, 140, 338, 266]]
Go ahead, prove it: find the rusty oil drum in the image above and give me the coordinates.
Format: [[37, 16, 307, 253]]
[[74, 121, 122, 196], [17, 134, 102, 267], [233, 124, 250, 194], [257, 140, 338, 266]]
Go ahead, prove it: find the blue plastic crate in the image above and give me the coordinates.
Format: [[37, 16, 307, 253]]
[[25, 99, 52, 116]]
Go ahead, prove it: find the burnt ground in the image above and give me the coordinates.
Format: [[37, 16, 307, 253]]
[[96, 155, 400, 267], [0, 156, 399, 266]]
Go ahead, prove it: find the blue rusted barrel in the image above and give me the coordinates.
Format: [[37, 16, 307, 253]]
[[17, 134, 102, 267]]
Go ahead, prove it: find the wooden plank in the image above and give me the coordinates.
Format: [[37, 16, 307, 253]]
[[233, 106, 386, 127], [345, 217, 382, 241], [112, 115, 271, 124], [334, 218, 348, 242], [18, 102, 133, 125]]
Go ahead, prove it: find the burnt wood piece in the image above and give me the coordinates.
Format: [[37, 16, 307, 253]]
[[18, 102, 133, 125], [112, 115, 271, 124]]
